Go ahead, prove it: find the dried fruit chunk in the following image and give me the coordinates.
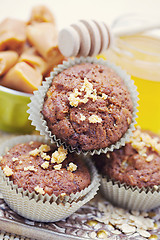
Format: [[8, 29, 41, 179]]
[[27, 22, 58, 60], [19, 52, 47, 74], [0, 18, 26, 52], [0, 51, 18, 76], [29, 5, 55, 24], [1, 62, 42, 93]]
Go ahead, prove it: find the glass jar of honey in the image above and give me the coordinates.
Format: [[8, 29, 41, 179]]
[[104, 17, 160, 134]]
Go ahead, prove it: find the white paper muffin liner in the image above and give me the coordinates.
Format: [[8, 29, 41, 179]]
[[99, 176, 160, 211], [27, 57, 138, 155], [0, 135, 100, 222]]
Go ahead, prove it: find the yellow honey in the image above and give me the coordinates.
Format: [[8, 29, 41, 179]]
[[97, 229, 108, 239], [86, 220, 98, 227], [149, 235, 158, 240], [105, 34, 160, 134]]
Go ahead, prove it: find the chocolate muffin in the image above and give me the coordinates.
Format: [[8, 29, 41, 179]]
[[42, 62, 134, 152], [93, 128, 160, 188], [0, 141, 91, 196]]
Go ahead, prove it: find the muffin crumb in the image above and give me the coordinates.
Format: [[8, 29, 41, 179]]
[[67, 162, 77, 172], [101, 93, 108, 100], [80, 113, 86, 121], [34, 185, 45, 195], [12, 157, 19, 162], [3, 165, 13, 176], [89, 115, 102, 123], [146, 154, 154, 162], [153, 185, 159, 190]]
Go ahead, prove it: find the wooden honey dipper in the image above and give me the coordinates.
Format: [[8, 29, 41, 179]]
[[58, 20, 112, 57], [58, 19, 160, 57]]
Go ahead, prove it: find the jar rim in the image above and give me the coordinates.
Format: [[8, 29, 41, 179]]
[[112, 34, 160, 58]]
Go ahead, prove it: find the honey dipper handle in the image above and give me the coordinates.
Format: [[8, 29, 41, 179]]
[[58, 20, 112, 57]]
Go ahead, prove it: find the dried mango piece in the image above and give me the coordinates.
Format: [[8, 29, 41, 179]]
[[0, 18, 26, 52], [19, 52, 48, 74], [27, 22, 58, 59], [0, 51, 18, 76], [29, 5, 55, 24], [1, 62, 42, 93], [44, 46, 66, 74]]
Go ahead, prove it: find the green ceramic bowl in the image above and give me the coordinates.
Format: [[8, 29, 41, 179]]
[[0, 86, 34, 134]]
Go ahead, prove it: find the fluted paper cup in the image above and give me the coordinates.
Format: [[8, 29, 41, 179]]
[[0, 135, 100, 222], [100, 176, 160, 211], [28, 57, 138, 155]]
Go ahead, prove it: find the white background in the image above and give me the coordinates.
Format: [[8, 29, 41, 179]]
[[0, 0, 160, 30]]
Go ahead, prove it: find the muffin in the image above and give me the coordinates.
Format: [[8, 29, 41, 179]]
[[28, 57, 138, 154], [93, 127, 160, 211], [0, 141, 91, 196], [0, 135, 100, 222]]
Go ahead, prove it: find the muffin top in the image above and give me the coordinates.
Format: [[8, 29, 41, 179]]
[[0, 141, 91, 196], [93, 128, 160, 188], [42, 62, 133, 151]]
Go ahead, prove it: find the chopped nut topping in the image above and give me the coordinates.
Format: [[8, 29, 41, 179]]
[[80, 77, 92, 91], [19, 160, 22, 164], [41, 161, 49, 169], [12, 157, 19, 162], [129, 128, 160, 156], [80, 113, 86, 121], [29, 148, 40, 156], [54, 164, 62, 170], [68, 92, 80, 107], [24, 165, 37, 172], [67, 162, 77, 172], [34, 185, 45, 195], [41, 152, 50, 161], [68, 77, 108, 108], [69, 77, 98, 107], [0, 156, 3, 161], [29, 141, 34, 145], [3, 165, 13, 176], [51, 146, 68, 164], [39, 144, 51, 152], [88, 115, 102, 123], [29, 144, 51, 158]]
